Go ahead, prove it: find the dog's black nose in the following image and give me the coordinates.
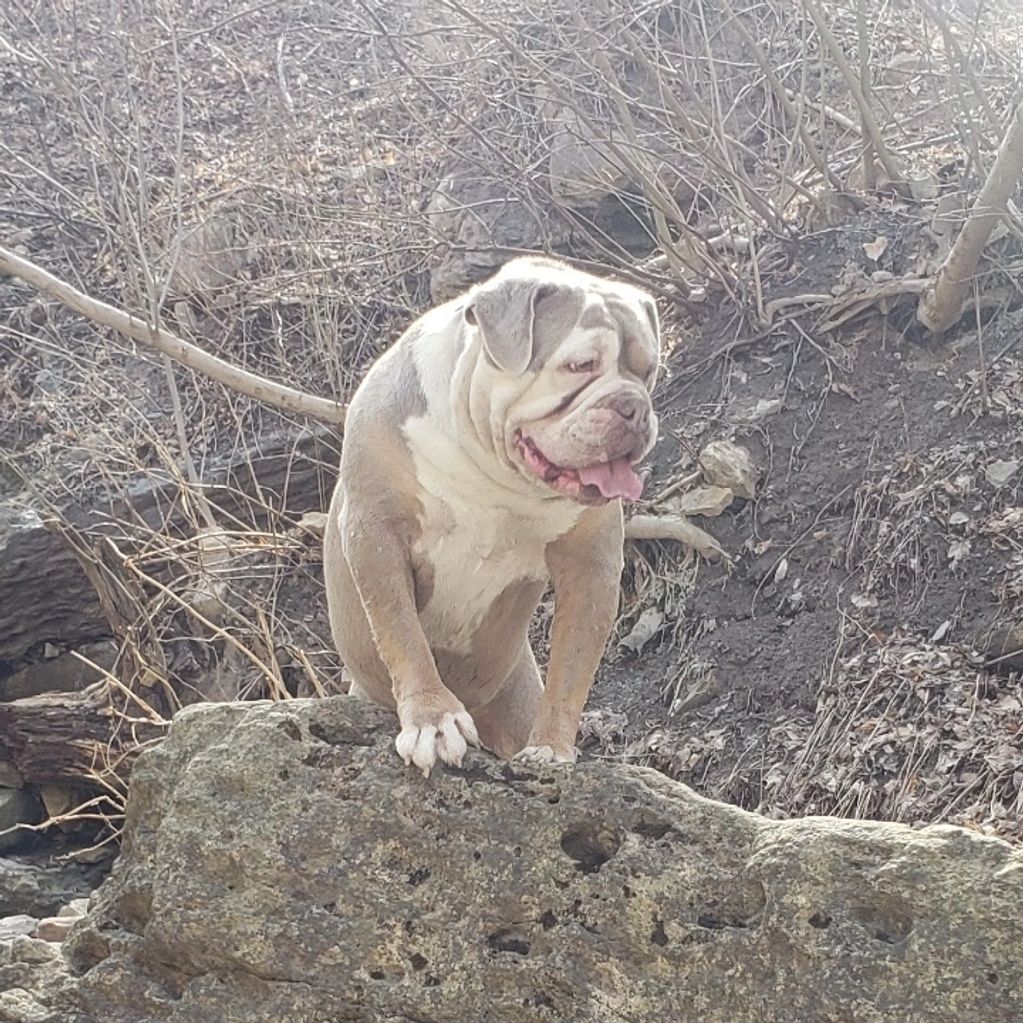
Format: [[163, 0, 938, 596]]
[[607, 393, 648, 425]]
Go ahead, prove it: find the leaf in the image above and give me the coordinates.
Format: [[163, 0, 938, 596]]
[[618, 608, 665, 654], [985, 460, 1020, 487], [863, 235, 889, 262], [830, 381, 860, 401], [673, 485, 734, 518]]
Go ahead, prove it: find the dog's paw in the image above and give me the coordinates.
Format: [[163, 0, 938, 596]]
[[395, 708, 480, 777], [513, 744, 578, 767]]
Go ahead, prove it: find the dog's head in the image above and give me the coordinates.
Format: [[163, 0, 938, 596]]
[[463, 257, 660, 505]]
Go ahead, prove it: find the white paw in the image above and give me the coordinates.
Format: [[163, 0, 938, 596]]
[[513, 744, 577, 767], [395, 711, 480, 777]]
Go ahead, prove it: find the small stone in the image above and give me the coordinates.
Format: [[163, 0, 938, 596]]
[[0, 915, 38, 941], [34, 916, 77, 942], [0, 856, 104, 918], [37, 785, 73, 822], [982, 623, 1023, 674], [296, 511, 328, 538], [9, 934, 59, 964], [985, 460, 1020, 488], [58, 899, 89, 919], [699, 440, 759, 500]]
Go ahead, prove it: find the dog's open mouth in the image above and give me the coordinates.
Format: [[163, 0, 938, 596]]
[[515, 432, 644, 502]]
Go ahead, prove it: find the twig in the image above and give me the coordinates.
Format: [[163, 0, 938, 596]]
[[783, 90, 860, 135], [854, 0, 876, 190], [719, 0, 842, 195], [801, 0, 906, 192], [650, 469, 703, 506], [0, 30, 38, 62], [276, 34, 295, 116]]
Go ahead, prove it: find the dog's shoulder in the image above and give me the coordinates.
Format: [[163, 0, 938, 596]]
[[350, 297, 466, 425]]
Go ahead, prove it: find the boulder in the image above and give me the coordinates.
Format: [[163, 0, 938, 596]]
[[2, 643, 116, 703], [0, 934, 69, 1023], [425, 162, 572, 301], [61, 696, 1023, 1023]]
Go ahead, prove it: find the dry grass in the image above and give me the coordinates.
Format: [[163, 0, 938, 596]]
[[766, 627, 1023, 840]]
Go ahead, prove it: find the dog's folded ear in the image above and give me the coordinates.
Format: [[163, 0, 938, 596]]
[[464, 276, 560, 375]]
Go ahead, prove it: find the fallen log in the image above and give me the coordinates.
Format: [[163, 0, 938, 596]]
[[0, 425, 339, 664], [0, 682, 164, 788]]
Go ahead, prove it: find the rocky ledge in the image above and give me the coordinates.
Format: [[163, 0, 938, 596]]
[[41, 696, 1023, 1022]]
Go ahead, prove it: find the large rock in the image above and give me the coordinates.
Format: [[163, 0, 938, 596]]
[[60, 697, 1022, 1022], [0, 934, 71, 1022]]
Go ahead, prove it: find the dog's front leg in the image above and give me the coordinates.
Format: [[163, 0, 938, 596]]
[[518, 503, 625, 765], [341, 517, 479, 775]]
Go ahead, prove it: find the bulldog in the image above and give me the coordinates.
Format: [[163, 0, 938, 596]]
[[323, 256, 660, 774]]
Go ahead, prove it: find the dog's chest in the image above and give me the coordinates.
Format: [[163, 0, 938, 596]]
[[412, 489, 573, 655]]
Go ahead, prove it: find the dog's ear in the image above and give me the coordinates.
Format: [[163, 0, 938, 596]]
[[640, 296, 659, 341], [464, 276, 559, 375]]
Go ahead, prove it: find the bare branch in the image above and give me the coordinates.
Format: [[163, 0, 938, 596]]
[[0, 244, 348, 425], [625, 513, 728, 563], [918, 99, 1023, 333], [801, 0, 905, 192]]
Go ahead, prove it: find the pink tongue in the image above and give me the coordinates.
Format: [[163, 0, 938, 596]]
[[577, 459, 644, 501]]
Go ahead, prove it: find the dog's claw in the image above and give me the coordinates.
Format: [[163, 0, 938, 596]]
[[396, 711, 479, 776], [514, 744, 577, 767]]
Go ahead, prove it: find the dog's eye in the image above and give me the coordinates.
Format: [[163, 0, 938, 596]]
[[565, 359, 598, 374]]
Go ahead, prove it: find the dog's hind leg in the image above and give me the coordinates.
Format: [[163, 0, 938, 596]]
[[471, 644, 543, 760]]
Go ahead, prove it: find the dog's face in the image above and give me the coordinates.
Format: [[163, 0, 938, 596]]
[[463, 257, 660, 504]]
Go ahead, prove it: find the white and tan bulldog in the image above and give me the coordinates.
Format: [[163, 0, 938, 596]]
[[323, 256, 660, 775]]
